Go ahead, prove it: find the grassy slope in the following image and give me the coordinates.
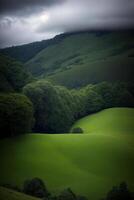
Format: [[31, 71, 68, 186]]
[[26, 32, 134, 87], [71, 107, 134, 135], [0, 108, 134, 200], [0, 187, 40, 200]]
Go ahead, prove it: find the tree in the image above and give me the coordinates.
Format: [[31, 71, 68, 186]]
[[103, 182, 134, 200], [85, 88, 104, 114], [0, 93, 34, 138], [112, 83, 134, 107], [0, 54, 32, 92], [23, 178, 50, 198], [23, 81, 76, 133], [94, 82, 114, 108]]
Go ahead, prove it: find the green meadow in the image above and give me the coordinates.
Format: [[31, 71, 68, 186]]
[[71, 107, 134, 135], [0, 108, 134, 200]]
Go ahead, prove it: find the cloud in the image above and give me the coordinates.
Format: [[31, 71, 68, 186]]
[[0, 14, 59, 48], [0, 0, 64, 16], [37, 0, 134, 33], [0, 0, 134, 48]]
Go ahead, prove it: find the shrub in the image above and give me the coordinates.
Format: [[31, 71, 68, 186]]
[[102, 182, 134, 200], [71, 127, 84, 134], [23, 178, 50, 198]]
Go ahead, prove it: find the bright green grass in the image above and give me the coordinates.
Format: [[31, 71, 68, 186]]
[[72, 107, 134, 135], [0, 187, 40, 200], [0, 108, 134, 200]]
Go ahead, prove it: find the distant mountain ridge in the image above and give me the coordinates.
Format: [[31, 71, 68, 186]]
[[0, 31, 93, 62], [1, 31, 134, 88], [0, 31, 114, 63], [26, 31, 134, 88]]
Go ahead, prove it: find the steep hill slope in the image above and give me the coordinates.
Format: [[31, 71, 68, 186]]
[[0, 187, 40, 200], [0, 40, 49, 63], [25, 31, 134, 87], [0, 33, 74, 63], [0, 108, 134, 200]]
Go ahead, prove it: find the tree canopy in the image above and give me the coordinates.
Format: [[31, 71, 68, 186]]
[[0, 93, 34, 138]]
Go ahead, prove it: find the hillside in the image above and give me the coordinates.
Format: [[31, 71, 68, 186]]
[[0, 186, 40, 200], [0, 33, 75, 63], [71, 107, 134, 134], [0, 108, 134, 200], [25, 31, 134, 87]]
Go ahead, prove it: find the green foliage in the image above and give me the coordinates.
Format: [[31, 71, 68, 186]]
[[23, 178, 50, 198], [23, 80, 134, 133], [23, 81, 75, 133], [85, 87, 104, 113], [0, 54, 32, 92], [23, 179, 87, 200], [0, 93, 34, 138], [102, 182, 134, 200], [71, 127, 83, 133], [94, 82, 114, 108], [2, 178, 87, 200]]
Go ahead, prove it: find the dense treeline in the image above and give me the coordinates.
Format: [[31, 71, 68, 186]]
[[0, 54, 33, 92], [0, 93, 34, 138], [23, 81, 75, 133], [23, 80, 134, 133], [0, 54, 35, 138]]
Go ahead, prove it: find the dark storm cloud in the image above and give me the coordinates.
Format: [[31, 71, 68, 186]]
[[37, 0, 134, 33], [0, 0, 64, 15], [0, 0, 134, 48]]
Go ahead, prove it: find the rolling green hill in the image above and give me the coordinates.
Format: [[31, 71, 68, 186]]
[[71, 107, 134, 134], [0, 187, 40, 200], [25, 31, 134, 87], [0, 108, 134, 200]]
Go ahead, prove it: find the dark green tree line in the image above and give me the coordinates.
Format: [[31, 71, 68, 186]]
[[23, 80, 134, 133], [0, 93, 34, 138]]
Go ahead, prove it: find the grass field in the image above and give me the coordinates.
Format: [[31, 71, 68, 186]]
[[0, 187, 40, 200], [71, 107, 134, 135], [0, 108, 134, 200]]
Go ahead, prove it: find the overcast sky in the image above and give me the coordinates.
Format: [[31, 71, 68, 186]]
[[0, 0, 134, 48]]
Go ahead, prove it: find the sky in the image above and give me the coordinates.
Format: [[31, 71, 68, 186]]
[[0, 0, 134, 48]]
